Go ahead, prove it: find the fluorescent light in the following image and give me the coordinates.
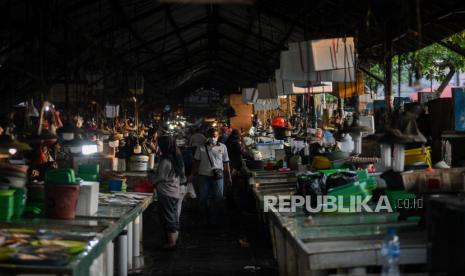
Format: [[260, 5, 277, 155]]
[[82, 145, 98, 155]]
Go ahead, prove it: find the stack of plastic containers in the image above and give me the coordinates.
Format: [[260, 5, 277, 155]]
[[0, 163, 29, 220], [77, 163, 100, 181], [0, 189, 15, 220]]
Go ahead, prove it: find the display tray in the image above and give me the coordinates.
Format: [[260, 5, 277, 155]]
[[0, 193, 153, 275]]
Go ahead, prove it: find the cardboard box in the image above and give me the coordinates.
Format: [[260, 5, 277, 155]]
[[401, 167, 465, 192]]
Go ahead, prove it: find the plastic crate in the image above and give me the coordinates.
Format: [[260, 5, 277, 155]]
[[77, 173, 99, 182], [0, 190, 15, 220], [78, 163, 100, 175], [327, 181, 373, 206], [319, 168, 350, 176], [45, 168, 76, 184], [405, 146, 432, 168], [331, 161, 353, 170]]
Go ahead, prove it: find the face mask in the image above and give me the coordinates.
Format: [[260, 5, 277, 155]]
[[209, 137, 218, 144]]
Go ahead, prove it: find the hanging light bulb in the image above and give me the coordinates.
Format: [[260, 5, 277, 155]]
[[82, 144, 98, 155]]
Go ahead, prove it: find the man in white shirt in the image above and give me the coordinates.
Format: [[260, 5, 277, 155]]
[[191, 128, 232, 225]]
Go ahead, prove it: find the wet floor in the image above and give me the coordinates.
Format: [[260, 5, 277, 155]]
[[139, 199, 279, 276]]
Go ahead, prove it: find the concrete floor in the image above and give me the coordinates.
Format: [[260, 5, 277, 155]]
[[140, 198, 278, 276]]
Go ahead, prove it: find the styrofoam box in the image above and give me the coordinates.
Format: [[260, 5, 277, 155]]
[[256, 141, 285, 160], [76, 181, 99, 216]]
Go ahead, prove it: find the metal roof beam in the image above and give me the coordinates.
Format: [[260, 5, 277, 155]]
[[147, 47, 210, 74], [132, 33, 207, 69], [165, 6, 191, 66], [220, 47, 268, 69], [218, 34, 279, 62], [123, 17, 208, 55], [94, 4, 170, 37], [220, 17, 284, 49]]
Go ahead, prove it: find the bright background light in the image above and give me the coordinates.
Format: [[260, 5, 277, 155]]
[[82, 145, 98, 155]]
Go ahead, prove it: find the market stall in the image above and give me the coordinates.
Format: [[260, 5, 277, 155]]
[[0, 192, 152, 276], [252, 170, 427, 276]]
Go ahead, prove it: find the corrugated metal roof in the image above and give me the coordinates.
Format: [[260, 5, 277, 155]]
[[1, 0, 465, 100]]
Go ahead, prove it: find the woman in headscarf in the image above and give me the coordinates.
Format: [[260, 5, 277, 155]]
[[152, 135, 186, 249]]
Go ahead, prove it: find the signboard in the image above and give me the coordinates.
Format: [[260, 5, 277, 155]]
[[452, 87, 465, 131]]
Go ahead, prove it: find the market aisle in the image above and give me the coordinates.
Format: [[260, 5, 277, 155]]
[[141, 199, 278, 276]]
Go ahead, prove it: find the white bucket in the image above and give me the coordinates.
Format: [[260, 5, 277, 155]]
[[149, 154, 155, 169], [117, 158, 126, 172], [129, 155, 149, 171]]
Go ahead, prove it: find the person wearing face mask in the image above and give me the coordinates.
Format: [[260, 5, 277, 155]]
[[191, 128, 232, 225]]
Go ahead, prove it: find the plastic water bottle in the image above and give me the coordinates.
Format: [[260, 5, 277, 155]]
[[381, 228, 400, 276]]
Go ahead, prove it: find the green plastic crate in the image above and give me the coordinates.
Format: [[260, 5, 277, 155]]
[[77, 173, 99, 182], [331, 160, 354, 170], [319, 168, 350, 176], [45, 168, 76, 184], [0, 190, 15, 220], [328, 181, 373, 206], [12, 187, 27, 219], [78, 163, 100, 175]]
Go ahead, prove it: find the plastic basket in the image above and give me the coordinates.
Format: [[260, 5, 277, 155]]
[[108, 179, 123, 192], [312, 155, 332, 170], [45, 168, 76, 184], [405, 147, 432, 168]]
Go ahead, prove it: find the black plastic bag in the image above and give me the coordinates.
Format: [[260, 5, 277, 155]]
[[326, 171, 358, 191], [297, 172, 327, 212]]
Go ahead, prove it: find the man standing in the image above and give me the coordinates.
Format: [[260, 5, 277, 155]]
[[191, 128, 232, 225]]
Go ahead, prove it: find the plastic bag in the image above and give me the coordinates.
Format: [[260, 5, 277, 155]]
[[297, 172, 327, 211], [326, 171, 358, 190], [186, 182, 196, 199]]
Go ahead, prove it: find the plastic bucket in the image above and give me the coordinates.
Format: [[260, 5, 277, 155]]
[[0, 190, 15, 220], [108, 179, 123, 192], [12, 187, 27, 219], [45, 184, 80, 219]]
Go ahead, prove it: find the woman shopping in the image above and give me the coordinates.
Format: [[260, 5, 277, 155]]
[[151, 135, 186, 249]]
